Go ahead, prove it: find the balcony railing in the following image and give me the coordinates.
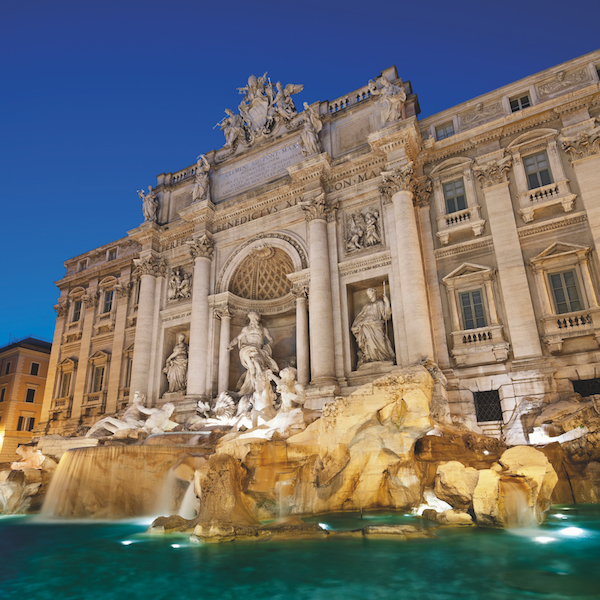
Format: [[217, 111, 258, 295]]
[[518, 179, 576, 223]]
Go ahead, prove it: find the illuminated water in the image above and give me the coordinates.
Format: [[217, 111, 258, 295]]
[[1, 506, 599, 599]]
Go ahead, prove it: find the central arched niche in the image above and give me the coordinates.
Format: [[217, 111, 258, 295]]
[[222, 238, 304, 392]]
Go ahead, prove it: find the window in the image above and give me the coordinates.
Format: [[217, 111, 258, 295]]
[[436, 122, 455, 141], [17, 416, 35, 431], [30, 363, 40, 376], [509, 95, 531, 113], [4, 362, 10, 375], [72, 299, 82, 323], [78, 260, 88, 272], [549, 270, 582, 314], [572, 378, 600, 397], [107, 248, 117, 261], [102, 290, 114, 314], [473, 390, 503, 422], [60, 372, 72, 398], [0, 388, 5, 402], [524, 151, 552, 190], [25, 388, 36, 403], [443, 179, 467, 213], [92, 366, 105, 393], [460, 289, 487, 329]]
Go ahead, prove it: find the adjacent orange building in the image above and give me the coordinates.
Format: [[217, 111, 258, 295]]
[[0, 338, 51, 462]]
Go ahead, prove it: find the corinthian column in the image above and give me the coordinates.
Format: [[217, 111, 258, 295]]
[[215, 305, 232, 393], [130, 256, 164, 398], [301, 192, 337, 385], [187, 234, 214, 398], [381, 163, 434, 362]]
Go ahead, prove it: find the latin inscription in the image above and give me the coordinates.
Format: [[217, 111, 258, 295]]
[[328, 169, 379, 192], [217, 143, 304, 198]]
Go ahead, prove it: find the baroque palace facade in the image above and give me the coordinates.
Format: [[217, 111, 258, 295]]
[[41, 51, 600, 444]]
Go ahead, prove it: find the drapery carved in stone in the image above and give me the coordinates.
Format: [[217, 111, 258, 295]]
[[300, 192, 338, 222], [561, 124, 600, 163], [345, 206, 383, 254], [187, 234, 214, 260], [230, 246, 294, 300], [473, 156, 512, 188]]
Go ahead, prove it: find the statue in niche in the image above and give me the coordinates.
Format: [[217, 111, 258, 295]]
[[227, 311, 279, 397], [192, 154, 211, 202], [345, 208, 381, 253], [220, 108, 246, 148], [163, 333, 188, 393], [138, 185, 158, 223], [351, 287, 395, 368], [369, 77, 406, 124], [167, 267, 192, 301], [300, 102, 323, 156]]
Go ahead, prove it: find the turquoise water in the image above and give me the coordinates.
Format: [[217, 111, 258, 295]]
[[1, 506, 599, 600]]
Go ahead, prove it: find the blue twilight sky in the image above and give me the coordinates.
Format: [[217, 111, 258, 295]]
[[1, 0, 598, 346]]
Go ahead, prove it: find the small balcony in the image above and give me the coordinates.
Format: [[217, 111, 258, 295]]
[[450, 324, 509, 367], [50, 396, 73, 419], [518, 179, 576, 223], [436, 205, 485, 245], [83, 391, 107, 414], [541, 308, 600, 354]]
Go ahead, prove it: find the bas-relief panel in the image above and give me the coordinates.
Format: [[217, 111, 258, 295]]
[[333, 114, 374, 155], [343, 204, 384, 257], [536, 68, 592, 100]]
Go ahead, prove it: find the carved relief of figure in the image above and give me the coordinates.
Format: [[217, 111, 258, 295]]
[[138, 185, 158, 223], [85, 392, 146, 437], [227, 311, 279, 396], [163, 333, 188, 393], [364, 211, 381, 246], [192, 154, 211, 202], [167, 268, 192, 301], [370, 77, 406, 124], [220, 108, 246, 148], [346, 213, 365, 252], [351, 287, 395, 368], [300, 102, 322, 156]]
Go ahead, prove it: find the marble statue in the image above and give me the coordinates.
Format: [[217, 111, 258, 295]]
[[167, 267, 192, 301], [220, 108, 246, 148], [364, 211, 381, 246], [11, 445, 46, 470], [139, 185, 159, 223], [192, 154, 211, 202], [351, 287, 395, 367], [85, 392, 145, 437], [369, 77, 406, 124], [345, 209, 381, 253], [273, 81, 304, 121], [300, 102, 322, 156], [163, 333, 188, 393], [134, 398, 179, 434], [271, 367, 306, 412], [227, 311, 279, 396]]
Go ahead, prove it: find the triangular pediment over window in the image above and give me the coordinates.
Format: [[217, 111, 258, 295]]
[[443, 262, 494, 282], [88, 350, 110, 364], [430, 157, 473, 176], [58, 357, 77, 369], [530, 242, 590, 264]]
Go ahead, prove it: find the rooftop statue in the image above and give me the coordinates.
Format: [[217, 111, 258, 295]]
[[138, 185, 158, 223], [192, 154, 211, 203], [368, 77, 406, 124], [300, 102, 323, 156]]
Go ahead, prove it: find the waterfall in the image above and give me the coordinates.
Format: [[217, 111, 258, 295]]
[[41, 445, 188, 519], [178, 480, 198, 520], [500, 478, 535, 528]]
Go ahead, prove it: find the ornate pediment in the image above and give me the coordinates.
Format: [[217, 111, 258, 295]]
[[443, 262, 494, 283], [88, 350, 110, 364], [530, 241, 590, 264], [430, 157, 473, 177], [58, 357, 77, 370]]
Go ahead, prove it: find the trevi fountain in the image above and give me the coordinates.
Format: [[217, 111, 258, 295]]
[[3, 59, 600, 599]]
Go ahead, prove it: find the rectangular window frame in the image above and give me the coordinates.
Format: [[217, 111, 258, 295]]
[[72, 299, 82, 323], [102, 290, 114, 314], [548, 269, 583, 315], [459, 288, 487, 330], [442, 178, 467, 214], [92, 366, 105, 393], [524, 151, 553, 190], [435, 122, 455, 141], [4, 362, 11, 375], [107, 248, 117, 261], [473, 390, 503, 423], [509, 94, 531, 113], [60, 372, 72, 398], [25, 388, 36, 403], [0, 388, 5, 402], [30, 362, 40, 376], [17, 416, 35, 432]]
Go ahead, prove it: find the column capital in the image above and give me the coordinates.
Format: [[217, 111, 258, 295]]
[[292, 284, 309, 300], [473, 156, 512, 188], [379, 162, 415, 202], [54, 299, 70, 317], [413, 177, 433, 208], [114, 281, 132, 299], [187, 234, 214, 260], [560, 123, 600, 163], [213, 304, 232, 320], [300, 191, 338, 222], [133, 255, 167, 277]]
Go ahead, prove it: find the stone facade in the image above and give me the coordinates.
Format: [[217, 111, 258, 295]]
[[40, 52, 600, 445], [0, 338, 51, 461]]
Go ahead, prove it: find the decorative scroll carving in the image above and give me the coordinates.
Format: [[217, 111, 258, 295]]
[[345, 206, 382, 254], [473, 156, 512, 188], [167, 267, 192, 301], [214, 305, 233, 320], [537, 69, 590, 98], [114, 282, 132, 299], [54, 300, 70, 317], [561, 124, 600, 163], [133, 256, 167, 277], [300, 192, 338, 222], [187, 234, 214, 260], [291, 284, 308, 300], [413, 177, 433, 208], [379, 162, 415, 201], [82, 292, 99, 308]]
